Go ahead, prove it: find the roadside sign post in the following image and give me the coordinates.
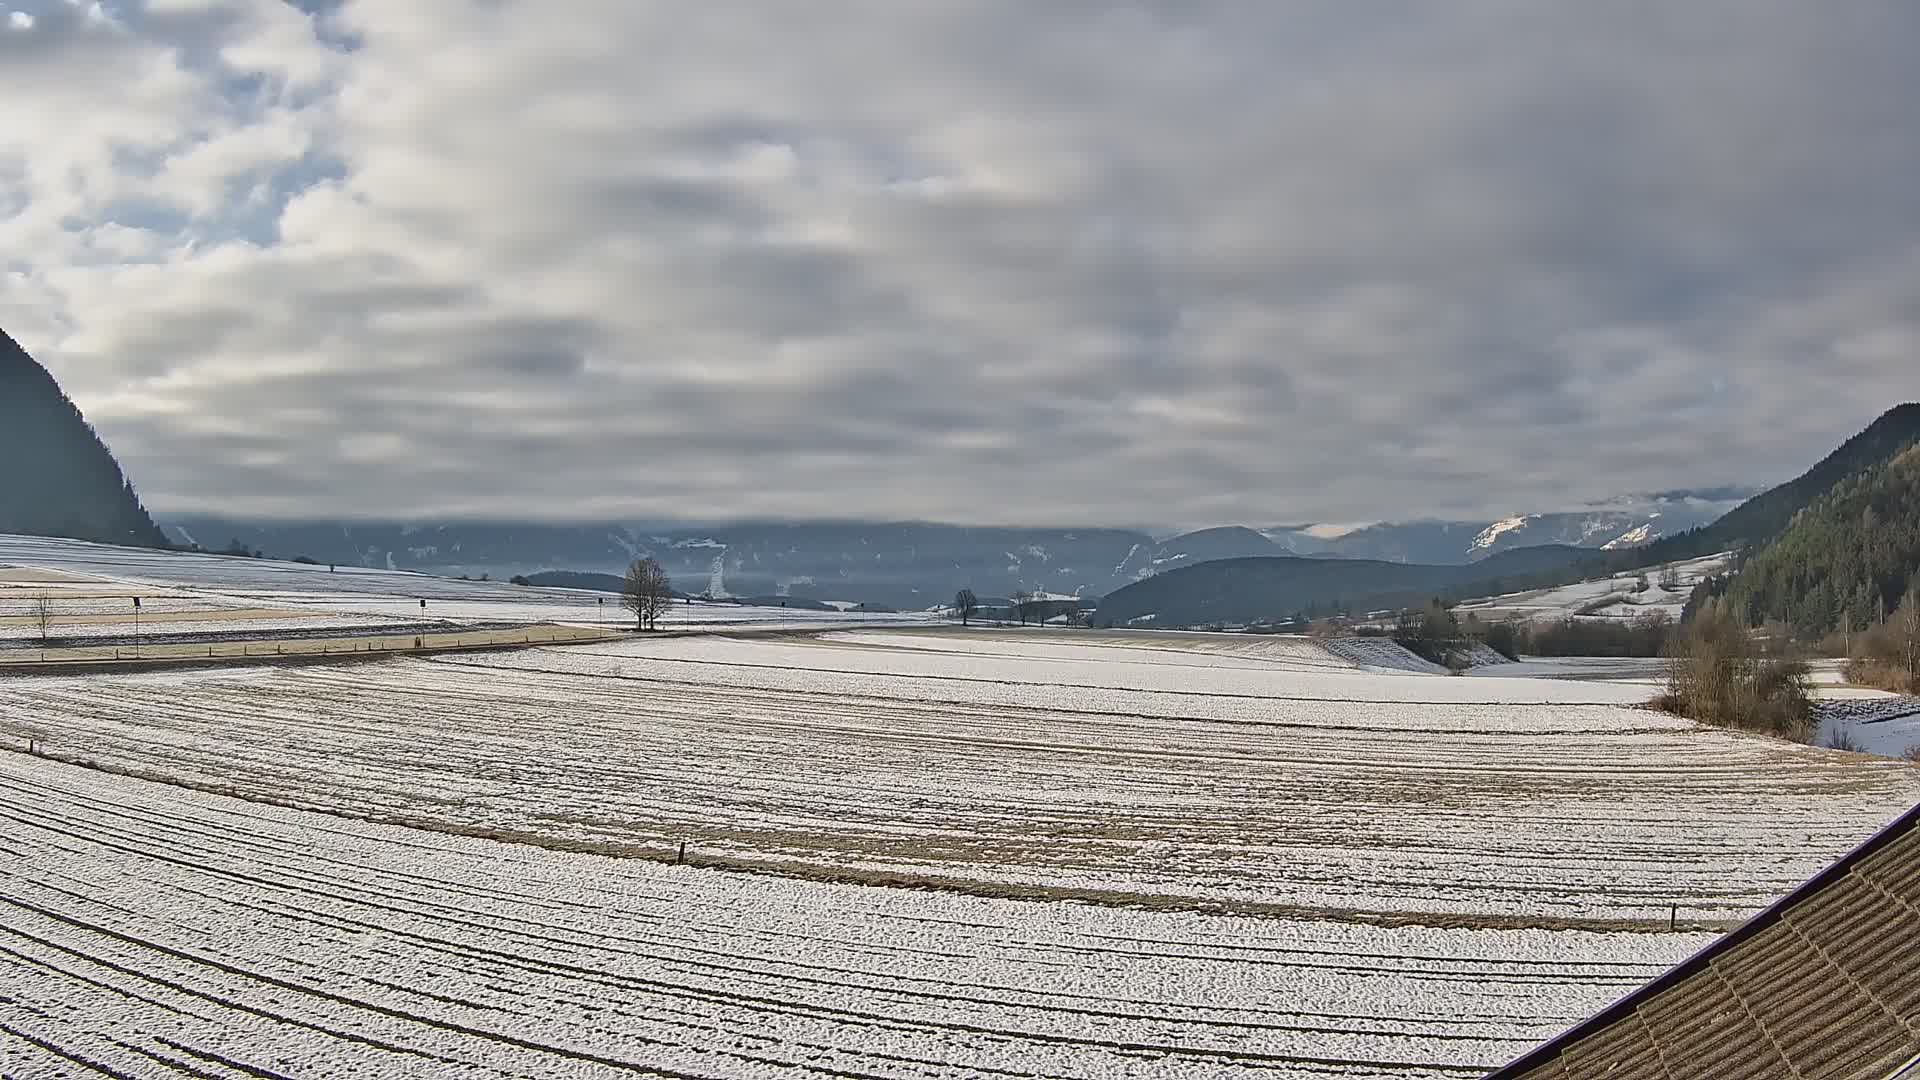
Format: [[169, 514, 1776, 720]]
[[132, 596, 141, 658]]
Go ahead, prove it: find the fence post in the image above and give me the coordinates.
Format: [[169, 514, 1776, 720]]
[[1669, 904, 1677, 931], [677, 841, 686, 865]]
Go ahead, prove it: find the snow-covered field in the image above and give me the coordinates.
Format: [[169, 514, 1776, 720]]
[[1452, 552, 1733, 624], [0, 752, 1707, 1079], [6, 628, 1914, 930], [5, 535, 1919, 1077], [0, 533, 934, 645]]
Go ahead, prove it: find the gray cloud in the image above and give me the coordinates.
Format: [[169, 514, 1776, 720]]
[[1, 0, 1918, 527]]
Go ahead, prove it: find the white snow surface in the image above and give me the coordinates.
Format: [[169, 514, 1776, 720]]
[[1321, 636, 1447, 673], [1469, 515, 1533, 553], [6, 627, 1914, 928], [0, 752, 1707, 1079]]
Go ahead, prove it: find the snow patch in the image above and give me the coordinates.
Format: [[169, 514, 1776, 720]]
[[1470, 516, 1534, 553]]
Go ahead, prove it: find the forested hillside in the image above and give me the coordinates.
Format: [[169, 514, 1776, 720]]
[[1710, 443, 1920, 638], [1637, 403, 1920, 565], [0, 328, 166, 548]]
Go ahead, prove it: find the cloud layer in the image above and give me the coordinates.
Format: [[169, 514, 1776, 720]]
[[4, 0, 1918, 526]]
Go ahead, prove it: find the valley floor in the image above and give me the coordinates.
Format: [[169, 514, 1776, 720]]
[[7, 628, 1915, 928], [4, 534, 1919, 1078], [1, 752, 1703, 1080]]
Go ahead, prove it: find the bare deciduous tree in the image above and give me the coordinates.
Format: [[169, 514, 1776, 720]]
[[953, 588, 979, 626], [1660, 610, 1812, 739], [1010, 590, 1033, 626], [622, 557, 673, 631], [31, 592, 52, 644], [1898, 585, 1920, 685]]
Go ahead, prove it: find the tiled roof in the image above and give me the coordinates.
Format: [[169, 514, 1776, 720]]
[[1489, 803, 1920, 1080]]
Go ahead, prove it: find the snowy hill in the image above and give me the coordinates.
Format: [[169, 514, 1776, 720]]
[[1451, 552, 1735, 625]]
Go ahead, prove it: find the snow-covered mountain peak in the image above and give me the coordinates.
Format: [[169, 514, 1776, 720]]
[[1470, 516, 1535, 552]]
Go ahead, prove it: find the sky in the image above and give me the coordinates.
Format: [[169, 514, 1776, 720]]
[[2, 1, 1918, 528]]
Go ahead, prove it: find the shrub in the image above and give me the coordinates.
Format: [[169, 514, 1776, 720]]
[[1845, 589, 1920, 693], [1658, 611, 1814, 741], [1844, 656, 1920, 695], [1519, 612, 1672, 658], [1392, 601, 1460, 666], [1478, 618, 1522, 661]]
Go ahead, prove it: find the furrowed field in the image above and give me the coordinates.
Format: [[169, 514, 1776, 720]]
[[4, 537, 1918, 1077]]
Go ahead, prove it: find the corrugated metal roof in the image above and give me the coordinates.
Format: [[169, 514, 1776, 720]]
[[1488, 802, 1920, 1080]]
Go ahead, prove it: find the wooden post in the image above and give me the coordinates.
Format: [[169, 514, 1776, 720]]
[[1669, 903, 1677, 931], [677, 841, 686, 865]]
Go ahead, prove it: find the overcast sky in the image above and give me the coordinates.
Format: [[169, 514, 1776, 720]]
[[3, 1, 1917, 527]]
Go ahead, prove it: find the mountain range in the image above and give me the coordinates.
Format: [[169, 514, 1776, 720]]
[[3, 320, 1894, 625], [1260, 495, 1740, 564], [1097, 403, 1920, 629], [156, 497, 1737, 611]]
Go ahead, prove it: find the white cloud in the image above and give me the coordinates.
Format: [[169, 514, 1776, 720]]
[[2, 1, 1918, 527]]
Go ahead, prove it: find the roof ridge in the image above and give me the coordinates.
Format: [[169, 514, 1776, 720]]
[[1485, 800, 1920, 1078]]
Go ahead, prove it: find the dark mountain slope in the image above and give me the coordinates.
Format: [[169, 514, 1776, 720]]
[[1638, 403, 1920, 564], [1090, 544, 1588, 628], [1709, 442, 1920, 638], [0, 328, 165, 547]]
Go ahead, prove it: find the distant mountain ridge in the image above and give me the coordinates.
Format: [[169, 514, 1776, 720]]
[[159, 519, 1152, 609], [143, 408, 1902, 617], [160, 502, 1713, 611], [1089, 407, 1920, 629], [1090, 545, 1593, 629], [1283, 495, 1741, 565], [0, 328, 165, 548]]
